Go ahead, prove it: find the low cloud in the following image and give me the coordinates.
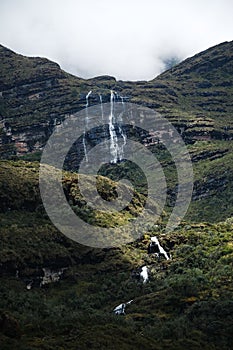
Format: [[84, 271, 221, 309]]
[[0, 0, 232, 80]]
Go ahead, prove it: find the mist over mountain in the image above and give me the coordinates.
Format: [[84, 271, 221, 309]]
[[0, 0, 232, 80]]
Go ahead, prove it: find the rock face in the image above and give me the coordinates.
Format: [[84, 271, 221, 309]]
[[1, 41, 233, 221], [0, 41, 233, 158], [40, 267, 67, 286]]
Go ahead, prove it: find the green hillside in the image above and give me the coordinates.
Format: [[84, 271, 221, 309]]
[[0, 161, 233, 349], [0, 41, 233, 349], [1, 41, 233, 220]]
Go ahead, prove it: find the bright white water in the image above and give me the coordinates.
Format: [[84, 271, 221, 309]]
[[83, 90, 92, 161], [117, 94, 127, 161], [113, 300, 133, 315], [151, 236, 170, 260], [82, 136, 88, 162], [26, 282, 33, 290], [140, 266, 149, 283], [82, 90, 127, 164], [86, 90, 92, 108], [113, 303, 125, 315], [108, 90, 127, 163], [109, 90, 119, 163]]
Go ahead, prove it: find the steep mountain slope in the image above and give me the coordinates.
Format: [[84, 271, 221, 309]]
[[155, 41, 233, 133], [0, 41, 233, 222], [0, 161, 233, 350], [0, 41, 233, 349], [0, 41, 233, 157]]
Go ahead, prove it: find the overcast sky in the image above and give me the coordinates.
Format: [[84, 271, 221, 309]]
[[0, 0, 232, 81]]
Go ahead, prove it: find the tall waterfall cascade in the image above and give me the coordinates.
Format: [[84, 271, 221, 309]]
[[83, 90, 127, 164], [83, 90, 92, 161], [108, 90, 127, 163]]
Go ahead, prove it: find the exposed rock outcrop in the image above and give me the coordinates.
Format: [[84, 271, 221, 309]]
[[0, 41, 233, 158]]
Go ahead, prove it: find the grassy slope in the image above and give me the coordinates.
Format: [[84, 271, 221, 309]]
[[0, 42, 233, 349], [0, 161, 232, 349], [154, 41, 233, 128]]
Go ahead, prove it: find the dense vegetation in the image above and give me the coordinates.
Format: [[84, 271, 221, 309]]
[[0, 160, 232, 349], [0, 41, 233, 349]]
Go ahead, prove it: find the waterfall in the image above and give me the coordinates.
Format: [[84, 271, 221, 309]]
[[140, 266, 149, 283], [118, 124, 126, 161], [120, 94, 125, 106], [81, 90, 127, 164], [86, 90, 92, 108], [109, 90, 118, 163], [150, 236, 170, 260], [82, 136, 88, 162], [117, 95, 127, 161], [113, 299, 133, 315], [108, 90, 127, 163], [85, 90, 92, 129], [83, 90, 92, 162], [99, 94, 104, 121]]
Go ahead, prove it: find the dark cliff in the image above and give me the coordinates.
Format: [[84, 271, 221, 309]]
[[0, 41, 233, 158]]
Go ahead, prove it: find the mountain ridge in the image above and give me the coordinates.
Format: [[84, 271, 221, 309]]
[[1, 40, 233, 222], [0, 41, 233, 349], [0, 40, 232, 159]]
